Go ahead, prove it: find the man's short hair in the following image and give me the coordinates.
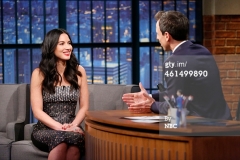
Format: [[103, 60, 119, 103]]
[[155, 10, 189, 41]]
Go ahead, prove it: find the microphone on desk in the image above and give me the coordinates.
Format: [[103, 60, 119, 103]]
[[157, 83, 166, 92], [163, 96, 175, 109], [157, 83, 175, 108]]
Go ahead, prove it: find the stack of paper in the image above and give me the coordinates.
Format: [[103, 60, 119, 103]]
[[123, 116, 166, 123]]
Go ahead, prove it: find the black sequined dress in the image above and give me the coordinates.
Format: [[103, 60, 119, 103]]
[[31, 86, 85, 155]]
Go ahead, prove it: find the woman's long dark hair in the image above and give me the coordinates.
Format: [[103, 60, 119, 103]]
[[39, 28, 82, 93]]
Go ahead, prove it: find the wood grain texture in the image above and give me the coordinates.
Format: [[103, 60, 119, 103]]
[[86, 124, 189, 160], [85, 110, 240, 160]]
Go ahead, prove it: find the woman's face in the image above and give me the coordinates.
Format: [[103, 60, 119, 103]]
[[54, 33, 72, 61]]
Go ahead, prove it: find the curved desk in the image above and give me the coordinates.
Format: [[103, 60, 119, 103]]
[[85, 110, 240, 160]]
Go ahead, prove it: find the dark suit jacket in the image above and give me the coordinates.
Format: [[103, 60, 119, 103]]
[[151, 41, 232, 120]]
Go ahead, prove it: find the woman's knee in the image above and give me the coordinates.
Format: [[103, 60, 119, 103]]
[[67, 145, 80, 157], [48, 143, 68, 160]]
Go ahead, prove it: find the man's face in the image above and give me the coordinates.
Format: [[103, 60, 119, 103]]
[[156, 20, 170, 51]]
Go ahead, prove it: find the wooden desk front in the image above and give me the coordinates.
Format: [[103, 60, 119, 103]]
[[85, 110, 240, 160]]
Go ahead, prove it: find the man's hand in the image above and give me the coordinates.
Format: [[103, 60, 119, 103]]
[[122, 82, 155, 113]]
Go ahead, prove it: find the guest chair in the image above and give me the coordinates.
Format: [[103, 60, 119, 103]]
[[11, 84, 140, 160], [0, 84, 30, 160], [11, 123, 48, 160]]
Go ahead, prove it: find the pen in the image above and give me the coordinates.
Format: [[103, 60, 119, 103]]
[[183, 96, 193, 108], [171, 95, 176, 106]]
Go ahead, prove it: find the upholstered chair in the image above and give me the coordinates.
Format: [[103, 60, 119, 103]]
[[0, 84, 30, 160]]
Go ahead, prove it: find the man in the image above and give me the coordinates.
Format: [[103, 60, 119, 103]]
[[122, 11, 232, 120]]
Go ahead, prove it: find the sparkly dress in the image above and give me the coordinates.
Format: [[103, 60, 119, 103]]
[[31, 86, 85, 155]]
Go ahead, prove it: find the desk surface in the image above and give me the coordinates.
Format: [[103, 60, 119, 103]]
[[85, 110, 240, 160], [86, 110, 240, 136]]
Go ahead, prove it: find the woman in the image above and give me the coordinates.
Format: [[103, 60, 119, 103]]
[[31, 28, 88, 160]]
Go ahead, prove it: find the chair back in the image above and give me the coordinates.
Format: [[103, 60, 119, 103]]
[[0, 84, 30, 132]]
